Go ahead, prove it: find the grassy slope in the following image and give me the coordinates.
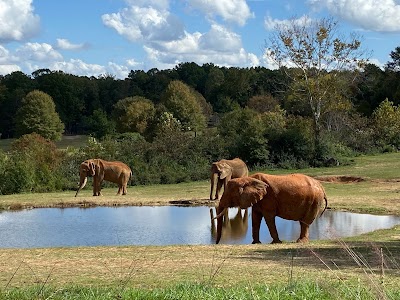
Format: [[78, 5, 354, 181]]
[[0, 151, 399, 295]]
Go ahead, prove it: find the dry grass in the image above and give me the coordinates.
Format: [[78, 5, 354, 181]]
[[0, 230, 399, 290]]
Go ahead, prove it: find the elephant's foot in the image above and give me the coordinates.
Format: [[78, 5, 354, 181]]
[[270, 239, 282, 244], [296, 237, 309, 243], [252, 240, 261, 244]]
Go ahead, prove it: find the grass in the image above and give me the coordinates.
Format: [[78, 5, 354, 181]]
[[0, 152, 400, 298], [0, 135, 89, 151]]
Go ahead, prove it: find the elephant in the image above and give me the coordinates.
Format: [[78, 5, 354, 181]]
[[210, 158, 248, 200], [210, 207, 248, 243], [75, 159, 132, 197], [214, 173, 328, 244]]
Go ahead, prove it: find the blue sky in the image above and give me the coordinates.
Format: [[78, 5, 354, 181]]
[[1, 0, 400, 79]]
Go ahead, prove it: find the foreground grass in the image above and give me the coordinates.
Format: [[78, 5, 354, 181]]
[[0, 230, 399, 299], [2, 281, 399, 300]]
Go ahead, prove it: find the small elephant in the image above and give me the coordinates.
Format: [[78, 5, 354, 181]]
[[210, 158, 248, 200], [214, 173, 328, 244], [75, 159, 132, 197], [210, 207, 248, 243]]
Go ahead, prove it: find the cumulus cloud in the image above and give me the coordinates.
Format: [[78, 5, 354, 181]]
[[199, 23, 242, 52], [16, 43, 63, 62], [308, 0, 400, 32], [186, 0, 254, 26], [55, 39, 89, 51], [0, 45, 20, 75], [103, 2, 258, 72], [102, 5, 184, 42], [0, 0, 40, 42], [264, 14, 312, 31]]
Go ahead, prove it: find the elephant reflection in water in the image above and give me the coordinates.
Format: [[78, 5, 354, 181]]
[[210, 207, 248, 242]]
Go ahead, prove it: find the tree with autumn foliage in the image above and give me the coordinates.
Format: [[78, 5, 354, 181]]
[[265, 17, 369, 162]]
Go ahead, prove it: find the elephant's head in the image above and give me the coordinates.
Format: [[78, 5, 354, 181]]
[[212, 161, 232, 179], [215, 177, 268, 243], [75, 160, 96, 197]]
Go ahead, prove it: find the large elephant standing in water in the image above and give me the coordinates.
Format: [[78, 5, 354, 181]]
[[75, 159, 132, 197], [214, 173, 328, 244], [210, 158, 248, 200]]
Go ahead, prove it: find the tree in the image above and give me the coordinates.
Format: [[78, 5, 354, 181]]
[[265, 17, 368, 161], [160, 80, 206, 133], [83, 108, 116, 138], [372, 98, 400, 149], [15, 90, 64, 141], [113, 96, 156, 134]]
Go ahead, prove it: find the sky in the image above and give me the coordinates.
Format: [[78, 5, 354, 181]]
[[1, 0, 400, 79]]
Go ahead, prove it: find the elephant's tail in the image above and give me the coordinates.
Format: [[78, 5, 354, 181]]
[[320, 193, 328, 217]]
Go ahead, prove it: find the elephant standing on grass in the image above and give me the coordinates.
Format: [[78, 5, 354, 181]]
[[75, 159, 132, 197], [214, 173, 328, 244], [210, 158, 248, 200]]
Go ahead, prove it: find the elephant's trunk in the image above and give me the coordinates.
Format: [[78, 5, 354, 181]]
[[210, 172, 218, 200], [75, 176, 87, 197], [216, 206, 226, 244]]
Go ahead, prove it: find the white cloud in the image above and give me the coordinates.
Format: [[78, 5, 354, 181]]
[[125, 0, 169, 10], [186, 0, 254, 26], [102, 5, 184, 42], [16, 43, 63, 62], [199, 23, 242, 52], [49, 59, 106, 77], [264, 15, 312, 31], [55, 39, 88, 51], [0, 64, 20, 75], [0, 45, 20, 74], [103, 2, 258, 72], [0, 0, 40, 42], [308, 0, 400, 32]]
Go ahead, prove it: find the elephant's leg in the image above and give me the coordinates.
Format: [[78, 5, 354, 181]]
[[117, 186, 122, 195], [122, 184, 127, 195], [251, 209, 263, 244], [92, 178, 98, 196], [297, 220, 310, 243], [96, 179, 103, 196], [264, 216, 282, 244], [215, 179, 223, 200]]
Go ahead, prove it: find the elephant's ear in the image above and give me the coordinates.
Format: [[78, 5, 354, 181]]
[[238, 179, 268, 208], [89, 161, 96, 176], [219, 163, 231, 179]]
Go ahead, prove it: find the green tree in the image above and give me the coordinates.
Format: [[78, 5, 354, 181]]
[[113, 96, 156, 134], [265, 17, 368, 161], [83, 108, 116, 138], [372, 98, 400, 149], [160, 80, 206, 133], [15, 90, 64, 141]]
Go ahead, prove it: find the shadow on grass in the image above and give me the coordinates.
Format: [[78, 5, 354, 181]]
[[239, 240, 400, 275]]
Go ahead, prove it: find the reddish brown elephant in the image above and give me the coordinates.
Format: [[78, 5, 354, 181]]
[[210, 158, 248, 200], [214, 173, 328, 244], [75, 159, 132, 197]]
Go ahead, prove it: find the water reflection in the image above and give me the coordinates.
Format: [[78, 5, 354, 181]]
[[0, 206, 398, 248]]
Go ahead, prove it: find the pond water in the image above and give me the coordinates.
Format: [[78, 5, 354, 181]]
[[0, 206, 399, 248]]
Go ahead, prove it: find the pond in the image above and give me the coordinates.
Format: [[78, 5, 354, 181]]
[[0, 206, 399, 248]]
